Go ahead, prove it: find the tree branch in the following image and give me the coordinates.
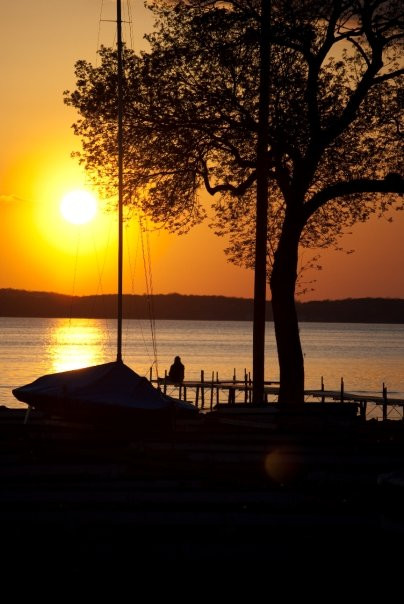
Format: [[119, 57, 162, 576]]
[[201, 161, 257, 196], [206, 132, 256, 168], [318, 2, 399, 147], [373, 68, 404, 84], [304, 1, 351, 142], [304, 175, 404, 221], [345, 37, 371, 68], [321, 55, 383, 146]]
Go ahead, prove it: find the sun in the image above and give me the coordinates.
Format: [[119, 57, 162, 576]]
[[60, 190, 97, 225]]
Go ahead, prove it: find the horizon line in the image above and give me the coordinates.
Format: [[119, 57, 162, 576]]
[[1, 287, 403, 304]]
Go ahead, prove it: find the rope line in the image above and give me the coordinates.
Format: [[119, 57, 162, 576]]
[[126, 0, 135, 50], [68, 230, 81, 326], [139, 217, 159, 380], [96, 0, 105, 65], [145, 224, 159, 380], [90, 217, 114, 353], [125, 216, 155, 372]]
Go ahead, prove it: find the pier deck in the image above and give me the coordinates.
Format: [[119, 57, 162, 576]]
[[154, 377, 404, 419]]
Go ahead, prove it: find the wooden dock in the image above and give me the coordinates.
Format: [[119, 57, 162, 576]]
[[154, 373, 404, 420]]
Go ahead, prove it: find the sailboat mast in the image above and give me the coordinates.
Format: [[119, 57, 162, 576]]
[[116, 0, 124, 362]]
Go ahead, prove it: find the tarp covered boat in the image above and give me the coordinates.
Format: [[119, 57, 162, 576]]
[[13, 361, 196, 426], [12, 4, 198, 431]]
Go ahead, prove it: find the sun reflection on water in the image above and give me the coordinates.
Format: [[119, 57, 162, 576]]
[[48, 319, 109, 373]]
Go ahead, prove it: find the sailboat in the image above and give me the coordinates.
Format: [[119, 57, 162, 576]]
[[12, 1, 196, 426]]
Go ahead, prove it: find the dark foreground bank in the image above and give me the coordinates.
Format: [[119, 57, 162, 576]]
[[1, 406, 404, 577]]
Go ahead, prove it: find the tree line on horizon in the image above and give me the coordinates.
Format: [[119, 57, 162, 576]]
[[1, 289, 403, 323]]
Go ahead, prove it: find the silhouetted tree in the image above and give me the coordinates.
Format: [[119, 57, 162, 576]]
[[65, 0, 403, 403]]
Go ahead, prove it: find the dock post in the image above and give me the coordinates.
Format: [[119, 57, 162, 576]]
[[233, 368, 236, 383], [249, 372, 252, 403], [179, 384, 182, 401], [184, 385, 187, 401], [360, 400, 367, 421], [195, 386, 199, 409], [210, 372, 214, 411], [201, 370, 205, 409], [340, 377, 344, 403], [163, 370, 168, 395], [23, 405, 32, 425], [244, 369, 248, 403], [228, 387, 236, 406], [321, 376, 325, 403], [382, 383, 388, 421]]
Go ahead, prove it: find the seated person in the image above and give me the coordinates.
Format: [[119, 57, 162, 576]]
[[167, 356, 185, 383]]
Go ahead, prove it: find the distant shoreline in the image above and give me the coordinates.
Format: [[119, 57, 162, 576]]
[[1, 289, 403, 324]]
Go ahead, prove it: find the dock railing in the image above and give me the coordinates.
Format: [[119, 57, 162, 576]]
[[152, 370, 404, 420]]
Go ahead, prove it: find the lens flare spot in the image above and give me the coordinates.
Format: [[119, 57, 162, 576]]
[[264, 449, 301, 484]]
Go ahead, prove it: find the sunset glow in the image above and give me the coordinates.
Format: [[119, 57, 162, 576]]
[[0, 1, 403, 301]]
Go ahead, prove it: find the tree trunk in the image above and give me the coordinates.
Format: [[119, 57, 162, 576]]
[[270, 217, 304, 404]]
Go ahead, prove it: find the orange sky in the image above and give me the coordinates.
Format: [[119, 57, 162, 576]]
[[1, 0, 403, 302]]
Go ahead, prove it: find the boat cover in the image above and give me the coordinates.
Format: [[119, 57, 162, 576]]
[[12, 361, 195, 415]]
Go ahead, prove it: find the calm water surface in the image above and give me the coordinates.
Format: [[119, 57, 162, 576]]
[[1, 318, 403, 412]]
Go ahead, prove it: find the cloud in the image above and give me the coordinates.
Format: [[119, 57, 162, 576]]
[[0, 194, 25, 203]]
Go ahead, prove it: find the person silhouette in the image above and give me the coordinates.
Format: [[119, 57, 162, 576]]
[[168, 356, 185, 383]]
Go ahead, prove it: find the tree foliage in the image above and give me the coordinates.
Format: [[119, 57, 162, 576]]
[[65, 0, 403, 258]]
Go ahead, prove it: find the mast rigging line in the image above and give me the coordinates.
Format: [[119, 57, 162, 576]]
[[126, 0, 135, 50], [124, 220, 156, 372], [96, 0, 105, 64], [139, 217, 159, 381], [91, 219, 114, 352], [68, 230, 81, 326]]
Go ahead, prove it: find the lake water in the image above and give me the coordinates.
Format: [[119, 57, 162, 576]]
[[1, 317, 403, 416]]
